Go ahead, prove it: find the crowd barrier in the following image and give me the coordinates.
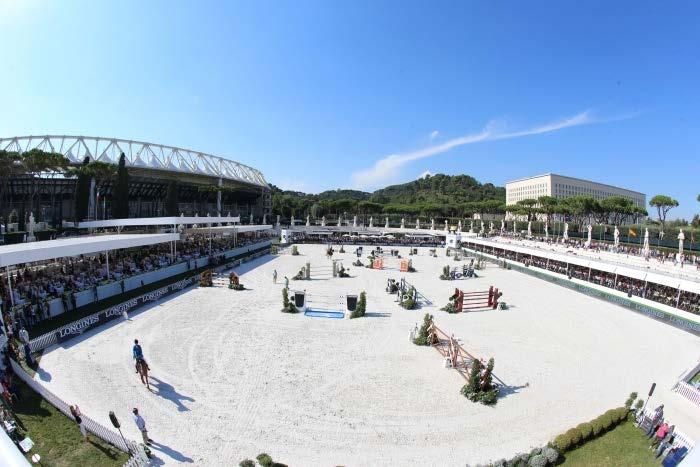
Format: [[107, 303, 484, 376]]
[[463, 247, 700, 337], [673, 381, 700, 407], [10, 359, 149, 466]]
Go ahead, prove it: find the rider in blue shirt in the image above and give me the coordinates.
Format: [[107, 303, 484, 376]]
[[133, 339, 149, 372]]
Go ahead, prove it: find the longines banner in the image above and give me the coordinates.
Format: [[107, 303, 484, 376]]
[[54, 277, 196, 343]]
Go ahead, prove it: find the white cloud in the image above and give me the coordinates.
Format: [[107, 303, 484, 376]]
[[351, 110, 618, 190], [429, 130, 439, 140]]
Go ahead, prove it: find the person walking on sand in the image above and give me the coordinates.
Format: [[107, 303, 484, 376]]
[[273, 269, 278, 284], [70, 405, 88, 441], [132, 408, 153, 446]]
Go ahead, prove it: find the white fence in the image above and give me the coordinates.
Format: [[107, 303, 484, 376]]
[[673, 381, 700, 407], [639, 407, 696, 451], [10, 360, 149, 466]]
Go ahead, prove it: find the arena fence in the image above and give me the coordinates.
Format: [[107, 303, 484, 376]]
[[672, 381, 700, 407], [463, 247, 700, 337], [28, 243, 271, 353], [639, 407, 696, 451], [10, 359, 149, 466]]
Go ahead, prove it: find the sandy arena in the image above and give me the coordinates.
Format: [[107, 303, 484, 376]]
[[35, 245, 700, 466]]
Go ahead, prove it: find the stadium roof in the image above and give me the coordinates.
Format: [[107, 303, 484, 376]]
[[75, 216, 241, 229], [0, 135, 268, 187], [0, 234, 178, 268]]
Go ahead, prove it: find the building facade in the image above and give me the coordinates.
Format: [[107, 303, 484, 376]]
[[505, 173, 646, 219]]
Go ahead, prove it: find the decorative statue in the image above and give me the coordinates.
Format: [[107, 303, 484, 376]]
[[444, 219, 449, 232], [642, 228, 650, 257], [501, 219, 505, 232], [27, 212, 36, 242], [385, 217, 389, 229], [400, 218, 405, 229], [613, 226, 620, 248], [276, 214, 281, 227], [563, 222, 569, 240], [678, 229, 685, 256], [262, 214, 267, 225], [489, 221, 494, 232], [353, 215, 357, 228], [470, 220, 474, 233], [431, 218, 435, 230], [415, 219, 420, 230], [457, 220, 462, 233], [586, 224, 592, 246], [337, 214, 342, 227], [369, 217, 373, 228], [544, 220, 549, 239], [306, 215, 310, 227], [321, 216, 326, 227], [249, 213, 254, 224], [290, 215, 295, 226], [527, 221, 532, 237]]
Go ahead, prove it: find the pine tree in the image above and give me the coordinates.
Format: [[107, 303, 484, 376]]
[[113, 153, 130, 218], [74, 156, 91, 221]]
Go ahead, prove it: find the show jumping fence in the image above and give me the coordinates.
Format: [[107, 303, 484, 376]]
[[10, 360, 149, 466]]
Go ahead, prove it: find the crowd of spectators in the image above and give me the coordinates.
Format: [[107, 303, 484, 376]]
[[476, 243, 700, 315], [0, 233, 273, 333]]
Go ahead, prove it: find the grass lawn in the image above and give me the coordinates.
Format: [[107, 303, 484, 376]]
[[10, 379, 129, 467], [561, 421, 660, 467]]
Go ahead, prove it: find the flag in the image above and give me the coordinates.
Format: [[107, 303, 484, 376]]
[[629, 228, 637, 237]]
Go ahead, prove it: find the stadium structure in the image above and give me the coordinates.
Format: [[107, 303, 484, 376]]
[[0, 135, 271, 224]]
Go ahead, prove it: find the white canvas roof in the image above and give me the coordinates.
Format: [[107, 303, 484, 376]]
[[75, 216, 241, 228], [0, 233, 179, 268], [463, 237, 700, 295]]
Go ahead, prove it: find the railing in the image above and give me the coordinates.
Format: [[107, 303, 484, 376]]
[[639, 407, 696, 451], [10, 360, 149, 466], [673, 381, 700, 407]]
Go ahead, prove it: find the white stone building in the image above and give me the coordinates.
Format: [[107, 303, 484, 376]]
[[505, 173, 646, 220]]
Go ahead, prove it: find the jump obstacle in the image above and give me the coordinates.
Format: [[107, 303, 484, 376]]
[[410, 318, 479, 381], [386, 278, 433, 306], [372, 256, 412, 272], [449, 286, 502, 311], [291, 290, 359, 318]]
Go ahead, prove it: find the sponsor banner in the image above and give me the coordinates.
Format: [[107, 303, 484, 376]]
[[54, 276, 196, 343]]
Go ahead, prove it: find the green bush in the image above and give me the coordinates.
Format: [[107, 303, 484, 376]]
[[439, 265, 451, 280], [256, 453, 273, 467], [590, 418, 605, 436], [565, 427, 582, 446], [528, 447, 542, 457], [541, 446, 559, 464], [239, 460, 255, 467], [413, 313, 433, 346], [291, 245, 299, 255], [350, 292, 367, 319], [553, 433, 572, 452], [281, 288, 299, 313], [577, 422, 593, 441]]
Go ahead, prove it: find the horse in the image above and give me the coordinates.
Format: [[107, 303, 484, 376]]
[[135, 358, 151, 390]]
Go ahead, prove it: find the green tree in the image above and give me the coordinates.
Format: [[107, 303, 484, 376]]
[[72, 157, 91, 222], [537, 196, 559, 223], [649, 194, 679, 231], [516, 198, 539, 221], [113, 153, 130, 218]]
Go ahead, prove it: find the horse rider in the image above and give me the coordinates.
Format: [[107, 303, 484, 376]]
[[133, 339, 150, 373]]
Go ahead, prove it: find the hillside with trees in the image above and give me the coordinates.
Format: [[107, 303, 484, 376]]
[[270, 174, 506, 219]]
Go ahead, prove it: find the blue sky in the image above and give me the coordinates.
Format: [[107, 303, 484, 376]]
[[1, 1, 698, 218]]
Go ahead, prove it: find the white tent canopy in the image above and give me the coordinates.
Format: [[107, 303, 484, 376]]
[[463, 237, 700, 295], [0, 233, 179, 268], [75, 216, 241, 229]]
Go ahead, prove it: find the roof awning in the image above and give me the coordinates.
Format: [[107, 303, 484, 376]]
[[75, 216, 241, 228], [0, 233, 179, 268]]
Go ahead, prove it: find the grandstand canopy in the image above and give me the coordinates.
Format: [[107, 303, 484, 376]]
[[0, 233, 178, 268], [75, 216, 241, 229], [462, 237, 700, 295], [184, 224, 273, 234]]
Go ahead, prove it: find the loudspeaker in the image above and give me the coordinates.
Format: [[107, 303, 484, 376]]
[[109, 411, 120, 429], [648, 382, 656, 397]]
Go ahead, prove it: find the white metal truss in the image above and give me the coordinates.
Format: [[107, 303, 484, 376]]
[[0, 135, 268, 187]]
